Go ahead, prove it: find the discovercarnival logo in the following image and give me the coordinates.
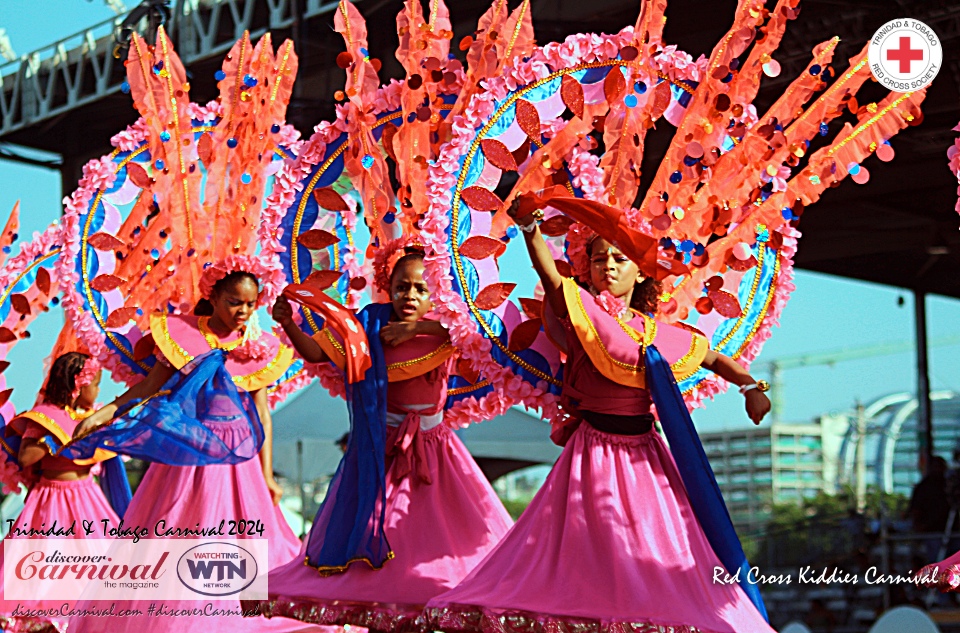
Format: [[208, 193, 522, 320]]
[[3, 538, 268, 601], [176, 542, 259, 597]]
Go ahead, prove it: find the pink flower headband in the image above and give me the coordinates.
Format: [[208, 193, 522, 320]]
[[565, 222, 596, 283], [373, 236, 426, 294], [198, 254, 284, 308], [71, 356, 101, 402]]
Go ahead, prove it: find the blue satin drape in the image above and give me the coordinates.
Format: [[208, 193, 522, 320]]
[[645, 343, 769, 621], [305, 303, 393, 572]]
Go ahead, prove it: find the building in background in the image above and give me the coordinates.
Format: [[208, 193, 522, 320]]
[[705, 391, 960, 534], [702, 419, 844, 534]]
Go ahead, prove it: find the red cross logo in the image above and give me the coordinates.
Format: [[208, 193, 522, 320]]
[[886, 36, 924, 73]]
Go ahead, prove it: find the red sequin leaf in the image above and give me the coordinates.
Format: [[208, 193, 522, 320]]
[[460, 235, 506, 260], [561, 74, 585, 119], [298, 229, 339, 250], [511, 138, 531, 168], [197, 133, 214, 167], [707, 289, 743, 318], [106, 307, 139, 329], [514, 100, 541, 141], [133, 333, 156, 361], [10, 294, 30, 315], [457, 358, 481, 385], [313, 187, 350, 212], [474, 282, 516, 310], [381, 123, 399, 164], [88, 232, 125, 252], [767, 231, 784, 250], [0, 361, 8, 375], [651, 81, 672, 120], [480, 139, 519, 172], [35, 267, 51, 295], [90, 274, 125, 293], [126, 162, 153, 189], [461, 187, 503, 212], [508, 318, 543, 352], [519, 297, 543, 320], [305, 270, 344, 290], [0, 328, 15, 344], [604, 67, 626, 103], [554, 259, 573, 278], [0, 388, 12, 409], [539, 215, 574, 237]]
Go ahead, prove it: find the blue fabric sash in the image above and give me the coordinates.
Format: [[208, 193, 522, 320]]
[[98, 457, 132, 517], [305, 303, 392, 572], [55, 350, 263, 466], [644, 344, 769, 621]]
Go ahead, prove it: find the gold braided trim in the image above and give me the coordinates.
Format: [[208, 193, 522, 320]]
[[565, 279, 645, 388], [151, 312, 293, 391], [303, 550, 396, 576], [314, 328, 346, 372], [16, 411, 70, 446], [671, 335, 710, 381], [387, 341, 454, 383], [18, 410, 115, 464], [198, 316, 244, 351], [447, 379, 490, 396]]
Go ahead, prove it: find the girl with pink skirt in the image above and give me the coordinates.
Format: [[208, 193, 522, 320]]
[[66, 258, 320, 633], [0, 352, 120, 633], [254, 247, 513, 631], [426, 201, 776, 633]]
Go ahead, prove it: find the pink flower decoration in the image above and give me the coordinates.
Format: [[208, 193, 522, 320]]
[[595, 291, 627, 319], [198, 254, 284, 309]]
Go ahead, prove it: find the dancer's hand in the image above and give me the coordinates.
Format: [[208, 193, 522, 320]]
[[265, 474, 283, 505], [73, 417, 106, 439], [507, 198, 537, 227], [272, 295, 294, 326], [744, 390, 771, 425], [381, 321, 418, 347]]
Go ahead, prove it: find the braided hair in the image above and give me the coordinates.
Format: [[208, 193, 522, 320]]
[[194, 271, 260, 316], [43, 352, 90, 408]]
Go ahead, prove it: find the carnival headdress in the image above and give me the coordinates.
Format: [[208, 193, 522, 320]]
[[57, 28, 301, 394], [268, 0, 925, 428]]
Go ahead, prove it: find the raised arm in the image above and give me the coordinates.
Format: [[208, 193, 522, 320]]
[[507, 199, 567, 319], [700, 350, 771, 425], [273, 295, 329, 364], [73, 361, 176, 438], [253, 387, 282, 505]]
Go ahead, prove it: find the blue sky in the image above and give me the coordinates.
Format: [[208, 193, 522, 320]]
[[0, 1, 958, 434]]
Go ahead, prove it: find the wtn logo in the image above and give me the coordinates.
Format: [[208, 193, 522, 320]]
[[176, 542, 259, 597], [185, 558, 247, 581]]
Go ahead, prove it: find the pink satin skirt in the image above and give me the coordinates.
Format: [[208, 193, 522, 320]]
[[260, 425, 513, 632], [0, 476, 119, 633], [68, 454, 319, 633], [427, 423, 775, 633]]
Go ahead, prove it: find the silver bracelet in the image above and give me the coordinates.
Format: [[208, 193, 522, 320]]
[[518, 221, 538, 233]]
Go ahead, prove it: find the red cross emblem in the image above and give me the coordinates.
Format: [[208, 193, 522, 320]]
[[886, 36, 924, 74]]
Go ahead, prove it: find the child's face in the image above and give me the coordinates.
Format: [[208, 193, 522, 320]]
[[589, 237, 643, 299], [211, 277, 259, 332], [75, 370, 101, 410], [390, 258, 433, 323]]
